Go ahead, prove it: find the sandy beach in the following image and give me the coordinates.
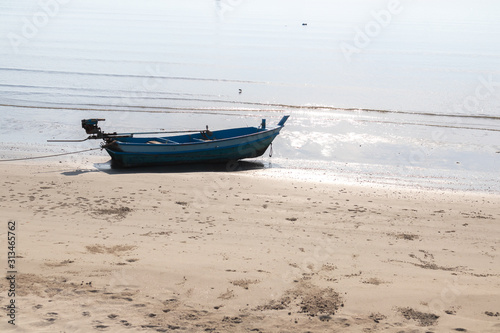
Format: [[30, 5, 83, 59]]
[[0, 161, 499, 332]]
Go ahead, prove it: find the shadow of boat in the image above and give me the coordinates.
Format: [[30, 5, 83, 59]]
[[59, 159, 270, 176], [61, 169, 101, 176], [92, 159, 268, 175]]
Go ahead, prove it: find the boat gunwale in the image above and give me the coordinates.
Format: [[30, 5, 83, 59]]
[[110, 126, 282, 147], [106, 131, 278, 156]]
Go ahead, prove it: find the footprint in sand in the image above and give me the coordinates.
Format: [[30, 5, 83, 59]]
[[230, 279, 260, 290], [44, 312, 58, 323]]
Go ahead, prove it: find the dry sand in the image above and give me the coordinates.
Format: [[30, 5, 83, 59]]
[[0, 162, 499, 332]]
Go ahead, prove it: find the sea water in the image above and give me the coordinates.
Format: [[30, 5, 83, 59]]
[[0, 0, 499, 192]]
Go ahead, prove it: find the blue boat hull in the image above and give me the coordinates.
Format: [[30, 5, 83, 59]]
[[104, 123, 285, 168]]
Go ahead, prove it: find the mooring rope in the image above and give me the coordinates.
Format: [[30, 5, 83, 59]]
[[0, 147, 102, 162]]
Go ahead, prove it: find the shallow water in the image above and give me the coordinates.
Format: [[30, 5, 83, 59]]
[[1, 0, 499, 192]]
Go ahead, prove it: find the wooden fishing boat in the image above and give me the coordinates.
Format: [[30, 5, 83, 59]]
[[76, 116, 289, 167]]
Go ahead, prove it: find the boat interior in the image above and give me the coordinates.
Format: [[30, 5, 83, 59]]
[[118, 126, 264, 145]]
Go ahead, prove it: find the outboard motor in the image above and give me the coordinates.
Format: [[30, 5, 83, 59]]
[[81, 119, 105, 135]]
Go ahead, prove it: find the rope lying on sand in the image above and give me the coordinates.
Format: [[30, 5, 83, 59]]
[[0, 148, 102, 162]]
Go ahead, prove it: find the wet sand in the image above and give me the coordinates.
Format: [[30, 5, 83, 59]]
[[0, 162, 499, 332]]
